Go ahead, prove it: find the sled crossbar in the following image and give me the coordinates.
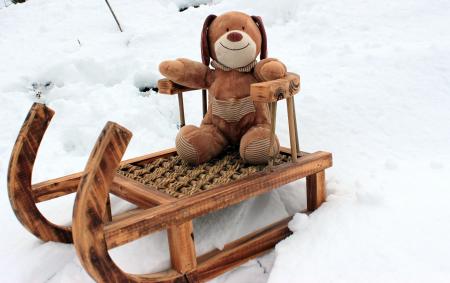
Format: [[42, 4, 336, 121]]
[[32, 148, 178, 204]]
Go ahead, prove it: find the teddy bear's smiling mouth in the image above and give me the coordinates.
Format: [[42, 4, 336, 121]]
[[220, 42, 250, 51]]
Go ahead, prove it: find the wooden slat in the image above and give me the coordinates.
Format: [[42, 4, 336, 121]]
[[193, 216, 294, 281], [112, 208, 144, 222], [111, 174, 174, 207], [306, 170, 326, 211], [158, 79, 197, 95], [104, 151, 332, 249], [32, 148, 178, 203], [33, 173, 176, 207], [33, 172, 82, 202], [250, 72, 300, 103], [120, 148, 177, 166], [7, 103, 72, 243]]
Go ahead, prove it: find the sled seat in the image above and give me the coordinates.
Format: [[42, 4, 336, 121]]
[[117, 147, 293, 198], [7, 72, 333, 282]]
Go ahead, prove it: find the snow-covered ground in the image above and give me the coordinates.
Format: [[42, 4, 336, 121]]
[[0, 1, 12, 9], [1, 0, 450, 282]]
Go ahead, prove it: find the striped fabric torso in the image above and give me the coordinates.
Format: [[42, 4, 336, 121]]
[[211, 95, 256, 123]]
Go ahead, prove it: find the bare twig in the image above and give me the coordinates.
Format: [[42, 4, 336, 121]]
[[104, 0, 123, 32]]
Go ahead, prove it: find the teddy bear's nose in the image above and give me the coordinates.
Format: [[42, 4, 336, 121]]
[[227, 32, 243, 42]]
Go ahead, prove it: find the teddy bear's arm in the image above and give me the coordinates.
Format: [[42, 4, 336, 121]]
[[159, 58, 214, 89], [254, 58, 287, 82]]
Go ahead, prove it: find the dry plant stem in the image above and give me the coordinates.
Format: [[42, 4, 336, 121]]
[[104, 0, 123, 32]]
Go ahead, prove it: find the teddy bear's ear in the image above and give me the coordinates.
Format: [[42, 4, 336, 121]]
[[251, 15, 267, 60], [201, 14, 217, 66]]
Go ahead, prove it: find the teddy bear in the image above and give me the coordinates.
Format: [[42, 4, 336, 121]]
[[159, 11, 288, 165]]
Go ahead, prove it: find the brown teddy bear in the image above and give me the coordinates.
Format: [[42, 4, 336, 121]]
[[159, 11, 288, 165]]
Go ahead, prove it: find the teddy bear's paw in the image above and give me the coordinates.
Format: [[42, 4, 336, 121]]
[[260, 61, 287, 81], [175, 125, 228, 165], [159, 60, 185, 81], [241, 138, 279, 164], [240, 127, 280, 165]]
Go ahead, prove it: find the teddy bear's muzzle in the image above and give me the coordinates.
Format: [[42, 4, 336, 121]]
[[227, 32, 243, 42]]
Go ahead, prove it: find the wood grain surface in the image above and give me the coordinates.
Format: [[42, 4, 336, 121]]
[[251, 73, 300, 103], [7, 103, 73, 243]]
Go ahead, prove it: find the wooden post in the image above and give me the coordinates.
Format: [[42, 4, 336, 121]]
[[268, 101, 277, 167], [167, 221, 197, 273], [291, 97, 300, 155], [286, 97, 298, 162], [177, 92, 185, 128], [306, 171, 326, 211], [202, 89, 207, 117]]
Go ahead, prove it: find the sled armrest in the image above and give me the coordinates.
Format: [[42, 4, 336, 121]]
[[250, 72, 300, 103], [157, 79, 199, 95]]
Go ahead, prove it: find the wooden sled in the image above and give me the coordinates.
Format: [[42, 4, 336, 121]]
[[7, 73, 332, 282]]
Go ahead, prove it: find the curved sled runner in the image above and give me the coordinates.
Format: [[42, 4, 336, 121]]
[[8, 73, 332, 282]]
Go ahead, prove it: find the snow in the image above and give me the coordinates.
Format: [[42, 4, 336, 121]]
[[1, 0, 450, 282], [0, 1, 12, 9]]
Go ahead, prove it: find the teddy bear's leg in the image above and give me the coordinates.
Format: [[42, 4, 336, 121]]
[[239, 126, 280, 165], [176, 124, 228, 165]]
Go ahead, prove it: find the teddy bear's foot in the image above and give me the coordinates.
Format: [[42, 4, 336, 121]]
[[239, 126, 280, 165], [176, 124, 228, 165]]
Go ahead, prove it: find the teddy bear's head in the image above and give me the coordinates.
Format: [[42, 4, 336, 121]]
[[201, 11, 267, 69]]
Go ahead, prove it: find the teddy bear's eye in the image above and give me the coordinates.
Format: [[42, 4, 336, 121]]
[[242, 26, 245, 30], [226, 28, 229, 32]]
